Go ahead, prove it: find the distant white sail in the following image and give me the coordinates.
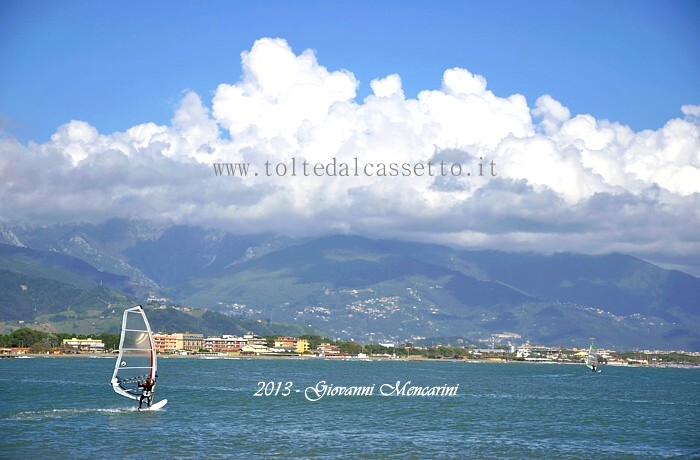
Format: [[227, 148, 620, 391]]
[[585, 339, 598, 370], [111, 305, 157, 400]]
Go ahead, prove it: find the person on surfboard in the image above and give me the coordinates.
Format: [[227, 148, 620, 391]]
[[137, 376, 155, 410]]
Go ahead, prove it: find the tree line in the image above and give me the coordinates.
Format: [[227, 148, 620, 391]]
[[0, 328, 120, 352], [297, 335, 469, 358]]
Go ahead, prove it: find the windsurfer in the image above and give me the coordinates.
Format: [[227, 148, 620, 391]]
[[137, 376, 156, 410]]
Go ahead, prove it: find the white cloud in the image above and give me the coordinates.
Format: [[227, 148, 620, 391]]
[[682, 104, 700, 117], [212, 37, 358, 150], [50, 121, 100, 165], [370, 74, 404, 99], [1, 37, 699, 274], [532, 95, 571, 135]]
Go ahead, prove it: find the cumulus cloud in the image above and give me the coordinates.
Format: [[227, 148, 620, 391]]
[[682, 104, 700, 118], [370, 74, 404, 99], [1, 37, 699, 274], [532, 95, 571, 135]]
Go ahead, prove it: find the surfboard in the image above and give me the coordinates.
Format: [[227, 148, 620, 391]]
[[140, 399, 168, 411]]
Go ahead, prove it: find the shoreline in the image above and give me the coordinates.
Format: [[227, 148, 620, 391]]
[[3, 352, 698, 368]]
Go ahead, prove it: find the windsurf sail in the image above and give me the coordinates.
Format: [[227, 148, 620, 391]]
[[111, 305, 157, 400], [585, 338, 598, 370]]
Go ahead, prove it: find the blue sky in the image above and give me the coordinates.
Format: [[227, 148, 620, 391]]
[[1, 0, 698, 142]]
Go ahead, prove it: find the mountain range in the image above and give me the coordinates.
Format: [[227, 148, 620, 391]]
[[1, 218, 698, 350]]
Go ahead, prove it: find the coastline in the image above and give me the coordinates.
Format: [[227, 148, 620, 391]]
[[3, 352, 698, 368]]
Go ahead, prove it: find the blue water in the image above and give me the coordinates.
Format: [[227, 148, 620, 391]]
[[1, 357, 698, 459]]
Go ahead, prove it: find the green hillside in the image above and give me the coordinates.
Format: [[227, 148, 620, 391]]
[[0, 242, 324, 338], [171, 236, 699, 350], [0, 244, 130, 292], [2, 220, 699, 350]]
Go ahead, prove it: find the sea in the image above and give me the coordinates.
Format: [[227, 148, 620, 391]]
[[1, 357, 698, 459]]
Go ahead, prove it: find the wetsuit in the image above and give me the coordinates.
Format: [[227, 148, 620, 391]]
[[138, 378, 155, 409]]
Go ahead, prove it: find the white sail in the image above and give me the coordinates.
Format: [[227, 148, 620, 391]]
[[585, 339, 598, 370], [111, 305, 157, 400]]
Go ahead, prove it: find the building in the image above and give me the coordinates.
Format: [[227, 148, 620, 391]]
[[153, 333, 178, 353], [1, 347, 30, 356], [204, 335, 248, 353], [470, 348, 507, 356], [274, 337, 296, 348], [296, 338, 309, 354], [153, 333, 204, 353], [516, 345, 561, 359], [494, 332, 521, 339], [62, 338, 105, 352], [316, 343, 341, 355], [182, 333, 204, 351], [243, 333, 267, 346], [269, 337, 310, 354], [241, 344, 270, 355]]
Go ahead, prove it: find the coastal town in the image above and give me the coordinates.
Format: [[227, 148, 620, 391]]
[[2, 328, 699, 366]]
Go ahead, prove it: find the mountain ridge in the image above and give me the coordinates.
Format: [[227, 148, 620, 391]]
[[1, 219, 698, 350]]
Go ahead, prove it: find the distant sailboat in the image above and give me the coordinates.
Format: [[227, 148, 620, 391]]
[[111, 305, 167, 410], [585, 338, 599, 372]]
